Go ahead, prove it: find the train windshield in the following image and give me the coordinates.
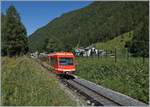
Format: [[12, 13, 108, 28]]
[[59, 58, 73, 66]]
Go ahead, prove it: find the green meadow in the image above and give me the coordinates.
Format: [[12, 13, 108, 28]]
[[76, 57, 149, 103], [2, 57, 76, 106], [95, 32, 133, 51]]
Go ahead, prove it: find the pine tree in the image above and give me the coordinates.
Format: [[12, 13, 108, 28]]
[[46, 38, 58, 53], [3, 5, 28, 56], [128, 16, 149, 57], [1, 13, 7, 56]]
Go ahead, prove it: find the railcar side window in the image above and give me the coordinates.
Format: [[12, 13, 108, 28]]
[[50, 58, 57, 66], [59, 58, 73, 66]]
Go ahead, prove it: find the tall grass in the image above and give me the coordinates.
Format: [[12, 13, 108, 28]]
[[2, 57, 76, 106], [76, 57, 149, 103]]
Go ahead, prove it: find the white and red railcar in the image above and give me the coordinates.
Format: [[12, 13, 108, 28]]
[[48, 52, 76, 74]]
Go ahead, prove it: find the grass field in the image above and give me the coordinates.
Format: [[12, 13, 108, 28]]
[[94, 32, 134, 60], [1, 56, 76, 106], [76, 57, 149, 103], [95, 32, 133, 51]]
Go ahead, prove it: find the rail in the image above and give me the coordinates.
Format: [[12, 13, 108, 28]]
[[61, 77, 147, 106]]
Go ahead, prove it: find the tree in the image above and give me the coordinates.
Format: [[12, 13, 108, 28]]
[[46, 38, 58, 53], [1, 13, 7, 56], [2, 5, 28, 56], [127, 16, 149, 57], [43, 38, 49, 51]]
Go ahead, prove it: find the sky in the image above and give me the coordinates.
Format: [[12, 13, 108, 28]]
[[1, 1, 93, 36]]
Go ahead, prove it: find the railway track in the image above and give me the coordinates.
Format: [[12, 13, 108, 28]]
[[38, 59, 147, 106], [61, 77, 147, 106]]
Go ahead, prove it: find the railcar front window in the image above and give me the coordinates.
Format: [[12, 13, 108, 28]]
[[59, 58, 73, 66]]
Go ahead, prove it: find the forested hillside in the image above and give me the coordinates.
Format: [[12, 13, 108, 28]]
[[29, 1, 148, 56]]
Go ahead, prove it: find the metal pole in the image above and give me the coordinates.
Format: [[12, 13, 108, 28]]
[[127, 48, 129, 62], [115, 48, 117, 63]]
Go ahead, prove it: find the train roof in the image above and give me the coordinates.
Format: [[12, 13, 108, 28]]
[[48, 52, 74, 57]]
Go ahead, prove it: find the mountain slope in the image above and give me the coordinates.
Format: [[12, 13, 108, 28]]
[[29, 1, 148, 52], [95, 32, 133, 51]]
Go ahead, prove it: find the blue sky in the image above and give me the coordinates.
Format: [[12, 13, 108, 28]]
[[1, 1, 93, 36]]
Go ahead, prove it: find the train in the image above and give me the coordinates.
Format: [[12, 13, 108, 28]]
[[48, 52, 77, 75]]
